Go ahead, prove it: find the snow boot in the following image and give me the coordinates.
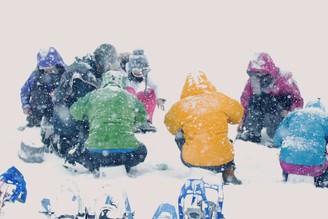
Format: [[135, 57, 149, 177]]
[[222, 166, 242, 185], [237, 130, 261, 143], [135, 122, 156, 133]]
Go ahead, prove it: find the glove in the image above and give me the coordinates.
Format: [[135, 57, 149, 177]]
[[237, 120, 244, 132], [156, 98, 166, 111], [23, 108, 31, 115], [281, 110, 289, 118]]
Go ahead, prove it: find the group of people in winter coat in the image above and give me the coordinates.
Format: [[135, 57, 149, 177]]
[[20, 46, 328, 188], [20, 43, 165, 174]]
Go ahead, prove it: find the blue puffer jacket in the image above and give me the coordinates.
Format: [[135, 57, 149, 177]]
[[273, 100, 328, 166], [53, 56, 101, 137]]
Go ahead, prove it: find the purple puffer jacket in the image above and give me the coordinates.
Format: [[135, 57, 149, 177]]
[[240, 52, 303, 118]]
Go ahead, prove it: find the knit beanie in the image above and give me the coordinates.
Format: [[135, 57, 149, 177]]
[[127, 49, 150, 75]]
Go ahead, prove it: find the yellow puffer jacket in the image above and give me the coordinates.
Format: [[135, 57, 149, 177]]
[[164, 71, 243, 166]]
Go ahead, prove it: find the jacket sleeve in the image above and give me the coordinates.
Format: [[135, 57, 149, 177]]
[[20, 71, 37, 109], [164, 102, 185, 135], [146, 75, 161, 99], [240, 79, 253, 119], [225, 96, 244, 125], [134, 98, 148, 124], [289, 83, 303, 111], [54, 70, 73, 104], [69, 93, 91, 121], [280, 74, 304, 111], [273, 113, 291, 147]]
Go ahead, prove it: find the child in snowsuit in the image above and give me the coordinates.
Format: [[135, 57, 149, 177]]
[[119, 49, 165, 133], [20, 47, 66, 127], [237, 52, 303, 147], [273, 99, 328, 188], [164, 71, 244, 185], [53, 43, 117, 157], [69, 70, 148, 173]]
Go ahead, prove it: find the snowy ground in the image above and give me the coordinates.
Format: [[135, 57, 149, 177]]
[[1, 111, 328, 219]]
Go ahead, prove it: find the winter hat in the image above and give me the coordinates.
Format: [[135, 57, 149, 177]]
[[305, 98, 326, 112], [101, 70, 127, 89], [247, 52, 279, 76], [127, 49, 150, 77], [94, 43, 117, 72], [37, 47, 66, 69]]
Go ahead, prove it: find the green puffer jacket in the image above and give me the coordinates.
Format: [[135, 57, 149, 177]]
[[70, 70, 147, 151]]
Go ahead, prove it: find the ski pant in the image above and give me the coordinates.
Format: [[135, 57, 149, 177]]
[[72, 142, 147, 172], [283, 169, 328, 188], [126, 87, 157, 123], [281, 160, 328, 188], [26, 104, 53, 128], [27, 88, 53, 127], [175, 129, 236, 173], [243, 93, 292, 138], [52, 106, 89, 158]]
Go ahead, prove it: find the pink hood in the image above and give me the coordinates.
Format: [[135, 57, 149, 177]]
[[241, 52, 303, 117], [247, 52, 280, 78]]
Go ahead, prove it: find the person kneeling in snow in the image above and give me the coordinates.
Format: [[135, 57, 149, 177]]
[[20, 47, 66, 128], [273, 99, 328, 188], [53, 43, 117, 157], [237, 52, 303, 147], [68, 70, 148, 173], [164, 71, 244, 185], [119, 49, 166, 133]]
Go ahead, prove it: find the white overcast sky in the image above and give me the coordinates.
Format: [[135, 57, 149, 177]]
[[1, 0, 327, 133]]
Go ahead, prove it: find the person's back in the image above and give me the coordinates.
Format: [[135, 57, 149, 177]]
[[273, 99, 328, 187], [274, 99, 328, 166], [68, 70, 148, 173], [52, 43, 117, 157], [164, 71, 243, 184], [70, 70, 147, 151]]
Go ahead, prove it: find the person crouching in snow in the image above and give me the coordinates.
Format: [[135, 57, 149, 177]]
[[53, 43, 117, 157], [20, 47, 66, 128], [273, 99, 328, 188], [119, 49, 166, 133], [237, 52, 303, 147], [164, 71, 244, 185], [68, 70, 148, 173]]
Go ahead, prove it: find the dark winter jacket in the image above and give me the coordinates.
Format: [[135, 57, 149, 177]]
[[20, 65, 65, 111], [21, 47, 66, 112], [53, 56, 101, 137]]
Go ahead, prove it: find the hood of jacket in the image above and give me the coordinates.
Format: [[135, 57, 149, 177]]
[[180, 71, 217, 99], [101, 70, 127, 89], [247, 52, 280, 78]]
